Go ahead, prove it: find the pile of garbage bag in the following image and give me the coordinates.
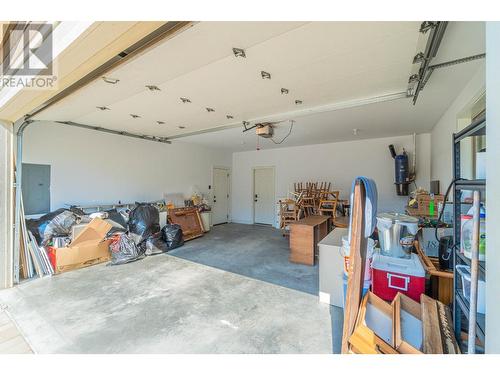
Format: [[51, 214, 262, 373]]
[[27, 207, 86, 246], [26, 201, 185, 267], [128, 203, 160, 243], [107, 203, 184, 265], [108, 233, 144, 265]]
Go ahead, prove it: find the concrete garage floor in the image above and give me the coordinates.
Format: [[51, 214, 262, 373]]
[[0, 224, 341, 354], [170, 223, 319, 295]]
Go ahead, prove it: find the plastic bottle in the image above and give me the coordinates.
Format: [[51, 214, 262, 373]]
[[461, 204, 486, 261]]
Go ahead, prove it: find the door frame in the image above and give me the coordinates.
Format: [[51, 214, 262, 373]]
[[252, 166, 276, 226], [0, 120, 14, 289], [211, 166, 231, 224]]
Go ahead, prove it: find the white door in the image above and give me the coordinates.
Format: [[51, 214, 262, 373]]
[[212, 168, 230, 225], [253, 167, 275, 225]]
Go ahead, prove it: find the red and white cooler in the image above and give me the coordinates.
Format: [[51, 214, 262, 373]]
[[371, 252, 425, 302]]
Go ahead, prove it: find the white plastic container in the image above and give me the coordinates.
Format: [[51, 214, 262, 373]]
[[200, 211, 212, 232], [461, 205, 486, 261], [341, 235, 375, 281], [456, 265, 486, 314]]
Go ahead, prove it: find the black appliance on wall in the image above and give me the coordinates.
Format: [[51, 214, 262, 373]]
[[389, 144, 411, 196]]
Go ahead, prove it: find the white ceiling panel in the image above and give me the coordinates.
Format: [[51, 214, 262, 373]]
[[32, 21, 485, 149]]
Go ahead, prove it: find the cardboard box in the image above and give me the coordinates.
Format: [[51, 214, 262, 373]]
[[392, 292, 423, 354], [48, 218, 112, 274], [416, 194, 444, 216]]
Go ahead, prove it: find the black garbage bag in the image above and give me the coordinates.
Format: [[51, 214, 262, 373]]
[[27, 208, 81, 246], [109, 233, 145, 265], [104, 208, 128, 236], [105, 208, 128, 228], [161, 224, 184, 250], [141, 232, 170, 256], [128, 203, 160, 244]]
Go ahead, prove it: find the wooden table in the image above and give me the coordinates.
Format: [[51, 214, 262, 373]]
[[289, 215, 330, 265]]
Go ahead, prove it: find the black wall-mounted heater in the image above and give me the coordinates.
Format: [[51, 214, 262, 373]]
[[389, 144, 410, 196]]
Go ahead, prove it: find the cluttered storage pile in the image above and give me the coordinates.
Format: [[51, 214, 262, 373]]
[[18, 201, 206, 280]]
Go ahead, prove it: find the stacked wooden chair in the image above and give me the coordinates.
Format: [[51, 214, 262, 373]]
[[278, 191, 304, 236], [293, 181, 331, 217]]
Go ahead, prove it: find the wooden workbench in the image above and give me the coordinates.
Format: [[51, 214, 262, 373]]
[[289, 215, 330, 265]]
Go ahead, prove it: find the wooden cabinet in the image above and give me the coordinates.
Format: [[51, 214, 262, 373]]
[[289, 215, 329, 265]]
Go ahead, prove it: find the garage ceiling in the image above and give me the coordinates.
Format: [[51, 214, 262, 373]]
[[32, 21, 485, 150]]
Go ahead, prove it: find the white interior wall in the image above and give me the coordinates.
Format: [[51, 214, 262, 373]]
[[231, 133, 430, 226], [430, 63, 486, 186], [485, 21, 500, 354], [23, 121, 232, 211]]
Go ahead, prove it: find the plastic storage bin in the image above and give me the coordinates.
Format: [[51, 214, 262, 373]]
[[456, 264, 486, 314], [371, 253, 425, 302]]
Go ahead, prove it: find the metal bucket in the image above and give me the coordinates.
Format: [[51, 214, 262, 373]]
[[376, 212, 418, 259]]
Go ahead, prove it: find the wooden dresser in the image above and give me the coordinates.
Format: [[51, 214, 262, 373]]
[[289, 215, 330, 265]]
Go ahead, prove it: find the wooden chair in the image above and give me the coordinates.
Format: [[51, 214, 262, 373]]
[[301, 183, 317, 217], [317, 190, 339, 216], [279, 191, 303, 236]]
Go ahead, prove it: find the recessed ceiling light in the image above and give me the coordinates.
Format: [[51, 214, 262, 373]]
[[295, 99, 303, 105], [102, 76, 120, 84], [157, 121, 165, 125], [96, 106, 110, 111], [130, 114, 141, 119], [261, 71, 271, 80], [206, 107, 215, 112], [146, 85, 161, 92], [232, 47, 246, 58], [281, 88, 289, 95], [226, 115, 234, 119], [178, 126, 186, 129], [180, 97, 191, 103]]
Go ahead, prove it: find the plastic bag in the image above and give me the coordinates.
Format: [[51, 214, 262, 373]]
[[104, 208, 128, 236], [106, 208, 128, 228], [128, 203, 160, 243], [142, 232, 170, 256], [161, 224, 184, 250], [28, 208, 82, 246], [109, 233, 144, 265]]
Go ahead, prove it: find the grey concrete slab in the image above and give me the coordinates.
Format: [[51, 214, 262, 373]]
[[0, 224, 337, 353], [170, 223, 319, 295]]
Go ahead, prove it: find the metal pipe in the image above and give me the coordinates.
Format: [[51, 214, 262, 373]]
[[12, 118, 33, 284], [54, 121, 171, 144], [412, 133, 417, 178], [467, 190, 481, 354], [428, 53, 486, 70], [168, 91, 409, 140], [420, 53, 486, 92]]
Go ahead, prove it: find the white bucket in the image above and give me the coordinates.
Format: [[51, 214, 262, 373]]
[[456, 265, 486, 314], [341, 235, 375, 282]]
